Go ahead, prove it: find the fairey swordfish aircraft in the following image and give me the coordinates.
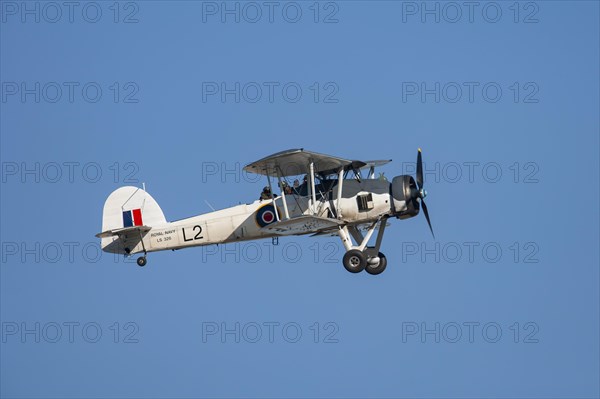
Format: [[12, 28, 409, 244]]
[[96, 149, 434, 275]]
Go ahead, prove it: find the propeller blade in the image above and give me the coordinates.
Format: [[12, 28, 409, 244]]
[[421, 199, 435, 239], [416, 148, 423, 189]]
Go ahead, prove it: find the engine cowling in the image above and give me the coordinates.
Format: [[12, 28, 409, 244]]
[[390, 175, 419, 219]]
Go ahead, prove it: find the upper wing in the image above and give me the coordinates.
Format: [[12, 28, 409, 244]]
[[261, 215, 344, 236], [243, 148, 366, 177], [359, 159, 392, 178], [360, 159, 392, 169]]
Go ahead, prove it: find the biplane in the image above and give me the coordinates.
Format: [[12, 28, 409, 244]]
[[96, 149, 433, 275]]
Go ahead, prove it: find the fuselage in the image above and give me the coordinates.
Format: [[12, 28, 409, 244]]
[[108, 178, 410, 255]]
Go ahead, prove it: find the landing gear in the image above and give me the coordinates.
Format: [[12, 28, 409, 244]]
[[338, 216, 389, 275], [365, 252, 387, 275], [137, 229, 148, 267], [342, 249, 367, 273]]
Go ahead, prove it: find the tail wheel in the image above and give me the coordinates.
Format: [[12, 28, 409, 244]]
[[365, 253, 387, 275], [137, 256, 147, 267], [342, 249, 367, 273]]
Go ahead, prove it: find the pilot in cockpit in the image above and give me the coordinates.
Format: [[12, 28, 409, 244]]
[[260, 186, 275, 200], [298, 175, 309, 196]]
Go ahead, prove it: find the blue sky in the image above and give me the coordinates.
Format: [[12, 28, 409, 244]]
[[1, 1, 599, 398]]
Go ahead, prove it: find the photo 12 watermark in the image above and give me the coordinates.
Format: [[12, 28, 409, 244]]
[[1, 81, 140, 104], [401, 321, 540, 343], [1, 2, 140, 24], [199, 240, 340, 264], [1, 321, 140, 344], [400, 2, 540, 24], [200, 1, 339, 24], [201, 81, 340, 104], [400, 161, 540, 184], [401, 81, 540, 104], [400, 241, 540, 264], [1, 241, 135, 265], [1, 161, 140, 184], [201, 321, 340, 344]]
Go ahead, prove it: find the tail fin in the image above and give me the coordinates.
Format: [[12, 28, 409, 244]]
[[97, 186, 166, 253]]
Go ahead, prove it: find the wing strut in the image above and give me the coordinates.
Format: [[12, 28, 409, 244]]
[[309, 160, 317, 215], [276, 166, 290, 220], [266, 172, 280, 222], [336, 167, 344, 219]]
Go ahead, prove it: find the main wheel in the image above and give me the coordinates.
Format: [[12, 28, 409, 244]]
[[342, 249, 367, 273], [365, 252, 387, 275], [137, 256, 147, 267]]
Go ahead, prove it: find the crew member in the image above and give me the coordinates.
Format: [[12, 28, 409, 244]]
[[260, 186, 272, 200]]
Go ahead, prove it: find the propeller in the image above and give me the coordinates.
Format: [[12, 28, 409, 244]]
[[415, 148, 434, 239]]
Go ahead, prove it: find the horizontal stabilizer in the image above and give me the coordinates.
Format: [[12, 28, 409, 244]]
[[261, 215, 343, 236], [95, 225, 151, 239]]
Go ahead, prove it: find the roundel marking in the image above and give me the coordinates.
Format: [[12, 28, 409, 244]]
[[255, 204, 279, 227]]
